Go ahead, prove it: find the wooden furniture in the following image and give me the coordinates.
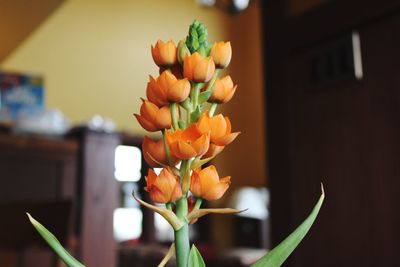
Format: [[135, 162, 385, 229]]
[[0, 128, 120, 267], [262, 1, 400, 266]]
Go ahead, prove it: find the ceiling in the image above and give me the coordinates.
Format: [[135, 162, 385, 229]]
[[0, 0, 65, 63]]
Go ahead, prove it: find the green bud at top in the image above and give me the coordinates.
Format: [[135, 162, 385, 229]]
[[186, 20, 209, 54], [177, 39, 190, 65]]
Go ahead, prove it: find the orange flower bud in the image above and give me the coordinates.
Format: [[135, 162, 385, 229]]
[[190, 165, 231, 201], [142, 136, 179, 167], [197, 113, 240, 146], [146, 75, 168, 107], [183, 52, 215, 83], [158, 70, 191, 103], [165, 124, 210, 160], [147, 71, 190, 106], [210, 41, 232, 69], [134, 99, 172, 132], [209, 75, 237, 104], [145, 168, 182, 203], [151, 39, 177, 67]]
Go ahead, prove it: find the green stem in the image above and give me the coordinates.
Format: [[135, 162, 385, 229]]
[[170, 102, 179, 130], [162, 130, 174, 166], [206, 69, 220, 94], [194, 198, 203, 210], [179, 160, 189, 184], [209, 103, 218, 117], [192, 83, 201, 109], [175, 197, 190, 267]]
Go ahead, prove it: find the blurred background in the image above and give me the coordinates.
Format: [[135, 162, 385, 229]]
[[0, 0, 399, 266]]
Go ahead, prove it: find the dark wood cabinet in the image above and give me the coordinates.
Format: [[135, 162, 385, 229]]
[[0, 129, 120, 267]]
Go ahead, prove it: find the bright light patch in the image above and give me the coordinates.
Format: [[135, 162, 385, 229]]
[[155, 212, 174, 242], [114, 145, 142, 182], [113, 208, 142, 242]]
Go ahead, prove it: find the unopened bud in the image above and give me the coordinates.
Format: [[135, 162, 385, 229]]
[[186, 20, 209, 54]]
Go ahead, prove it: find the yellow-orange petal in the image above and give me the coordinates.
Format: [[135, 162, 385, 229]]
[[134, 114, 158, 132], [197, 113, 211, 134], [155, 106, 172, 129], [174, 140, 197, 159], [203, 143, 224, 158], [151, 40, 177, 67], [183, 53, 196, 81], [200, 165, 220, 188], [190, 170, 202, 197], [146, 75, 168, 107], [156, 169, 179, 196], [158, 70, 178, 92], [145, 169, 158, 188], [214, 132, 240, 146], [192, 133, 210, 157], [165, 129, 180, 146], [193, 57, 215, 83], [209, 114, 228, 141], [210, 41, 232, 69], [168, 79, 190, 102], [181, 124, 202, 142], [140, 100, 158, 121], [204, 176, 231, 201], [209, 76, 237, 103], [142, 136, 168, 167], [171, 183, 183, 202], [149, 185, 169, 203], [221, 85, 237, 103]]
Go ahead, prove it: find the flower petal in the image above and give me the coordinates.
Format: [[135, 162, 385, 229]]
[[214, 132, 240, 146], [134, 114, 158, 132]]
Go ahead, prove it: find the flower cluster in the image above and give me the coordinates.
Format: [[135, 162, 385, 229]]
[[133, 20, 240, 267], [135, 21, 239, 205]]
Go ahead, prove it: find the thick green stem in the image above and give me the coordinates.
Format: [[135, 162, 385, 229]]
[[192, 83, 201, 109], [162, 130, 173, 166], [175, 197, 190, 267], [170, 102, 179, 130]]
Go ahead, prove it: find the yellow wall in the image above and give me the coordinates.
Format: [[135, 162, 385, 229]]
[[1, 0, 267, 248], [1, 0, 226, 135]]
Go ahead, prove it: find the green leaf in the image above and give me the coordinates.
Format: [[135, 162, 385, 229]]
[[27, 213, 85, 267], [198, 90, 212, 104], [188, 245, 206, 267], [251, 185, 325, 267], [190, 106, 202, 122]]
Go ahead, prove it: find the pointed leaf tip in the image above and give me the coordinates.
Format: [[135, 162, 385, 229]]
[[188, 245, 206, 267], [321, 182, 325, 197], [27, 214, 85, 267], [250, 187, 325, 267]]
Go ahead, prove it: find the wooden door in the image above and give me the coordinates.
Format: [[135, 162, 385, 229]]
[[262, 1, 400, 266]]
